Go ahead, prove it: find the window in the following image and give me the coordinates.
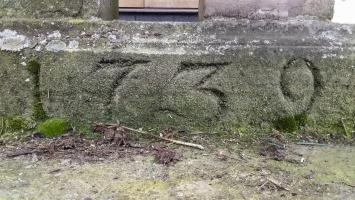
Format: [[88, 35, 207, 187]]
[[119, 0, 199, 22]]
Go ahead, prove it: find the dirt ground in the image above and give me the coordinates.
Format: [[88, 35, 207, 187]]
[[0, 133, 354, 200]]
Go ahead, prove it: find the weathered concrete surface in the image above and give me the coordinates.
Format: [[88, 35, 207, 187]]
[[0, 19, 354, 135], [0, 52, 33, 117], [201, 0, 335, 20], [98, 0, 119, 20], [0, 0, 99, 19]]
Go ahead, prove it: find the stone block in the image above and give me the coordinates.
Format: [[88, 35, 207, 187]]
[[0, 19, 354, 135], [0, 52, 33, 117], [200, 0, 335, 20], [0, 0, 99, 19]]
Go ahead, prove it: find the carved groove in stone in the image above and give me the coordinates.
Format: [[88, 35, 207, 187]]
[[195, 68, 228, 119], [91, 58, 150, 73], [156, 107, 186, 118], [179, 61, 231, 72], [280, 58, 323, 112], [90, 57, 150, 119], [161, 61, 230, 119]]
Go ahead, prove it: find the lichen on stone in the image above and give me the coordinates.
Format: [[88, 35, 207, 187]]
[[0, 29, 29, 52], [45, 40, 67, 52]]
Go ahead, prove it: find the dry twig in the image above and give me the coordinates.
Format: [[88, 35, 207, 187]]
[[95, 123, 204, 150], [6, 150, 34, 158], [267, 177, 290, 191], [121, 125, 205, 150]]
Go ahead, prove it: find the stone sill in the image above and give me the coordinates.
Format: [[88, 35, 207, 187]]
[[0, 18, 354, 55]]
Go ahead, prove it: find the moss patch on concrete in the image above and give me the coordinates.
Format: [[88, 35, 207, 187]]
[[0, 117, 35, 141], [36, 118, 71, 138], [273, 113, 311, 133], [0, 117, 32, 134], [27, 60, 41, 75], [27, 59, 47, 121]]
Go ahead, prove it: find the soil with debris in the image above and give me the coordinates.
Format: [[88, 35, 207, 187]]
[[1, 124, 184, 166], [0, 128, 354, 199]]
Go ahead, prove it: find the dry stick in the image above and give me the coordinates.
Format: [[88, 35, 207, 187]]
[[335, 181, 355, 188], [121, 126, 205, 150], [258, 180, 269, 191], [6, 150, 34, 158], [341, 118, 352, 139], [267, 177, 291, 191]]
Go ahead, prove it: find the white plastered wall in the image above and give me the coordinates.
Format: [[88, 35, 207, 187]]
[[332, 0, 355, 24]]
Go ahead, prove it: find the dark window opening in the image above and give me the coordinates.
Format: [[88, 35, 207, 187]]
[[119, 9, 198, 22]]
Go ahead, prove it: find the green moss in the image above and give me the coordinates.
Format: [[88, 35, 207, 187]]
[[76, 124, 102, 140], [68, 19, 85, 25], [115, 180, 170, 199], [6, 117, 29, 132], [32, 102, 47, 121], [36, 118, 71, 138], [273, 113, 312, 133], [223, 122, 255, 138], [294, 113, 308, 127], [273, 116, 298, 133], [0, 117, 35, 141], [273, 146, 355, 186], [27, 60, 41, 75], [27, 59, 48, 121]]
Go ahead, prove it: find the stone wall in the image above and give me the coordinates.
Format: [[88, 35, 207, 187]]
[[0, 0, 99, 19], [0, 0, 335, 20], [201, 0, 335, 20], [0, 18, 354, 135]]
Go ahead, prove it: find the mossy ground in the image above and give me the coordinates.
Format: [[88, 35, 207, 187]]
[[272, 145, 355, 187], [76, 124, 102, 140], [0, 144, 354, 200], [1, 114, 353, 145]]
